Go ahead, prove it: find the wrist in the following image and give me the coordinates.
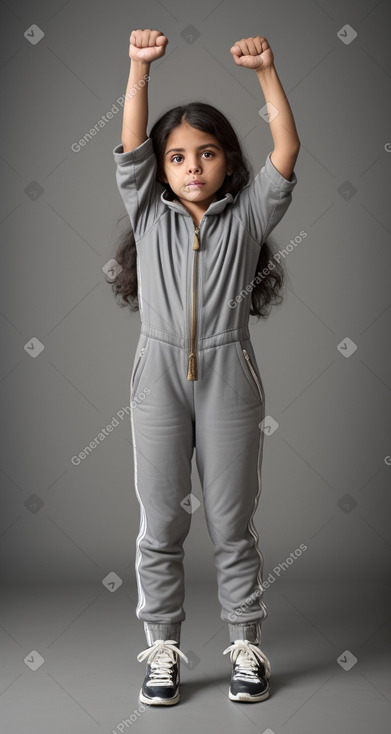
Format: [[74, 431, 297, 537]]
[[255, 62, 276, 77], [128, 59, 151, 84], [130, 58, 151, 69]]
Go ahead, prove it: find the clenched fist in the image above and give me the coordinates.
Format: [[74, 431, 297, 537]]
[[129, 28, 168, 63], [230, 36, 274, 71]]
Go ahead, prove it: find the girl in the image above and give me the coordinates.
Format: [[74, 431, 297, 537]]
[[110, 29, 300, 706]]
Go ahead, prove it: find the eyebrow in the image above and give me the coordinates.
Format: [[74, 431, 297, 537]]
[[165, 143, 221, 156]]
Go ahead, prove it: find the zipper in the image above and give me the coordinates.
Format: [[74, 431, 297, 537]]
[[242, 348, 263, 400], [187, 223, 201, 380]]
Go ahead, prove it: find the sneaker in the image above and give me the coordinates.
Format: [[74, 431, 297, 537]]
[[137, 639, 189, 706], [223, 639, 271, 702]]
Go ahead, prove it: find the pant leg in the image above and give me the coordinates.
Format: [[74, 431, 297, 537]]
[[130, 336, 195, 642], [143, 622, 182, 646], [194, 338, 268, 641]]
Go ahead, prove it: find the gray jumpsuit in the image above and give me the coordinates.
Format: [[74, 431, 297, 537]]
[[113, 136, 297, 647]]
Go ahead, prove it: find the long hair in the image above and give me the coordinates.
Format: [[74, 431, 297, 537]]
[[108, 101, 287, 320]]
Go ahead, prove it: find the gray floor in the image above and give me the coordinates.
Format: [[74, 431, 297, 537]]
[[1, 579, 390, 733]]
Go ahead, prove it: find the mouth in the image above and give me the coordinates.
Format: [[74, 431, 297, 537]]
[[186, 181, 205, 187]]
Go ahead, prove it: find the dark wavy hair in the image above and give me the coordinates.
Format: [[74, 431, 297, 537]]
[[108, 101, 288, 320]]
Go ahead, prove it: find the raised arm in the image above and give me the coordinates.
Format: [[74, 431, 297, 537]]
[[230, 36, 300, 181], [256, 64, 300, 181], [121, 29, 168, 153]]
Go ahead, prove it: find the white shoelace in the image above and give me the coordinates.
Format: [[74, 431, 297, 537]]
[[137, 639, 189, 687], [223, 639, 271, 681]]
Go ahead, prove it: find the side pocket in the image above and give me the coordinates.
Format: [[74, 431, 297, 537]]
[[238, 343, 264, 403], [130, 340, 149, 399]]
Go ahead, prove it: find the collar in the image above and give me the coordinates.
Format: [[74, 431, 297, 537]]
[[160, 189, 234, 217]]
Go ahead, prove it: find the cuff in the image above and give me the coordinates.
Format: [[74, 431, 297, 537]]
[[113, 136, 154, 164], [264, 151, 298, 192]]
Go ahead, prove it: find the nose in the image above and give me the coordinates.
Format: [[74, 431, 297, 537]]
[[187, 161, 201, 173]]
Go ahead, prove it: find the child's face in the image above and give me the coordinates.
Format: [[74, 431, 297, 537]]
[[161, 122, 232, 207]]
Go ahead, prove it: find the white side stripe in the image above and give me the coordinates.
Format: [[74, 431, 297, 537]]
[[130, 403, 147, 616]]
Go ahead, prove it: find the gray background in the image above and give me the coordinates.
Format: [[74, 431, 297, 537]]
[[1, 0, 390, 732]]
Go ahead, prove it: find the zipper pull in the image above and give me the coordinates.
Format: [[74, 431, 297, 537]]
[[187, 352, 197, 380], [193, 225, 200, 250]]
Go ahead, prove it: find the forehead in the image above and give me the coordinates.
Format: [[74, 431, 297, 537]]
[[164, 123, 218, 150]]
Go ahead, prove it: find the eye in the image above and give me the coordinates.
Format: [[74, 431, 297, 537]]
[[170, 151, 215, 163]]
